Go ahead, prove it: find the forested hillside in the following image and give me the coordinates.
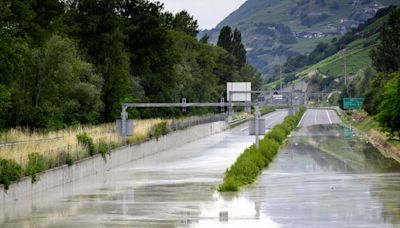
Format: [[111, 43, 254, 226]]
[[0, 0, 261, 130], [201, 0, 400, 77]]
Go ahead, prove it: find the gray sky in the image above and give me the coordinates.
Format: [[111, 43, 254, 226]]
[[151, 0, 247, 29]]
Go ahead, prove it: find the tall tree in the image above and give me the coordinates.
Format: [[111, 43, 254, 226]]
[[121, 0, 181, 103], [371, 8, 400, 73], [217, 26, 233, 52], [232, 28, 247, 69], [376, 72, 400, 137], [171, 11, 199, 37], [65, 0, 131, 121]]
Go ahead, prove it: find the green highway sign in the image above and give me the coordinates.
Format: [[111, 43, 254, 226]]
[[343, 127, 353, 140], [343, 98, 364, 110]]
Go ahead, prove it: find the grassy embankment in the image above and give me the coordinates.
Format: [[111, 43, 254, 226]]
[[335, 108, 400, 162], [0, 119, 166, 189], [219, 107, 306, 192], [0, 114, 227, 189]]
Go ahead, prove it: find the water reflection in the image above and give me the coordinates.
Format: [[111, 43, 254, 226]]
[[1, 123, 400, 227], [212, 124, 400, 228]]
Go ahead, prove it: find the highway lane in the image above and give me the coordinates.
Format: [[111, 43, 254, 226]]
[[298, 108, 341, 127], [0, 110, 288, 227]]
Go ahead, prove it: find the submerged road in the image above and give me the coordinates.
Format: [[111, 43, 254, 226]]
[[0, 110, 288, 227], [298, 108, 341, 127], [2, 108, 400, 228]]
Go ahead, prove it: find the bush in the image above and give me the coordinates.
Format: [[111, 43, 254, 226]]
[[97, 141, 110, 160], [218, 177, 239, 192], [267, 127, 287, 143], [152, 121, 169, 141], [25, 152, 50, 183], [65, 153, 74, 166], [219, 107, 306, 192], [77, 133, 95, 156], [0, 159, 22, 190]]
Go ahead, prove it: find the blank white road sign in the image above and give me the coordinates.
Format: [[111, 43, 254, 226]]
[[227, 82, 251, 102]]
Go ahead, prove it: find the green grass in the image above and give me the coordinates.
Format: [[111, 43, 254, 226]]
[[219, 107, 306, 192], [335, 109, 400, 152]]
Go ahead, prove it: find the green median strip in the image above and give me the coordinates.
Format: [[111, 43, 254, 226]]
[[219, 107, 307, 192]]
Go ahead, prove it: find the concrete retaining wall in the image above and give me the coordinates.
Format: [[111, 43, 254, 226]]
[[0, 121, 227, 205]]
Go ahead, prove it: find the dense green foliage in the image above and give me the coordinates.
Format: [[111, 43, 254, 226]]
[[97, 141, 110, 160], [217, 26, 248, 70], [65, 153, 74, 166], [152, 121, 169, 141], [371, 8, 400, 73], [0, 0, 262, 130], [25, 152, 50, 183], [76, 133, 95, 156], [219, 107, 306, 192], [365, 8, 400, 136], [375, 73, 400, 137], [0, 158, 22, 190]]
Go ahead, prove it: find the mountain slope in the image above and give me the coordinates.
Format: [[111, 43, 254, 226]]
[[202, 0, 400, 77], [263, 8, 394, 98]]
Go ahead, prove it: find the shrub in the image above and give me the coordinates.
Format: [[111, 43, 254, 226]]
[[218, 177, 239, 192], [76, 133, 95, 156], [25, 152, 50, 183], [267, 127, 287, 143], [0, 159, 22, 190], [97, 141, 110, 160], [65, 153, 74, 166], [219, 107, 307, 192], [152, 121, 169, 141]]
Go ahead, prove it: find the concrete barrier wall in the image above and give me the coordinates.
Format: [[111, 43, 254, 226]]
[[0, 121, 227, 205]]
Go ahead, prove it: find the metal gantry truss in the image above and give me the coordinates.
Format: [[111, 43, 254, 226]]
[[119, 90, 306, 149]]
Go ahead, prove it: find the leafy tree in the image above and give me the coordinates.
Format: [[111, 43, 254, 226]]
[[11, 35, 103, 129], [171, 11, 199, 37], [217, 26, 233, 52], [364, 73, 390, 115], [0, 85, 11, 114], [376, 72, 400, 137], [200, 34, 209, 44], [371, 8, 400, 73], [121, 0, 180, 105], [232, 29, 247, 69], [65, 0, 131, 121]]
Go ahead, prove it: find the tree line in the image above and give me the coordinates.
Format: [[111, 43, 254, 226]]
[[0, 0, 262, 130]]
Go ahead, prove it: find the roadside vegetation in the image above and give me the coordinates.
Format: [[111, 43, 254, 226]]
[[0, 114, 226, 190], [279, 6, 400, 149], [0, 0, 262, 131], [219, 107, 306, 192]]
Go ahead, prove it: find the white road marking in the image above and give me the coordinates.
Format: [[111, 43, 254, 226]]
[[314, 110, 318, 125], [240, 127, 248, 132], [297, 110, 307, 127], [326, 110, 333, 124]]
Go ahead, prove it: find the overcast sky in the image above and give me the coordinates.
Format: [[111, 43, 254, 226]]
[[151, 0, 247, 29]]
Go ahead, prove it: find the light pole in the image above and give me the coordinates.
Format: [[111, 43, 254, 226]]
[[341, 48, 347, 87]]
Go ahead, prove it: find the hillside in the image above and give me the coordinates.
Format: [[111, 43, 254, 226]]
[[201, 0, 400, 77], [262, 7, 394, 101]]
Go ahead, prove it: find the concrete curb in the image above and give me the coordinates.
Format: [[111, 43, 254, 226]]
[[0, 121, 228, 205]]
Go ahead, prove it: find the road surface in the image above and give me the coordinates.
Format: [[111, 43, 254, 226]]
[[2, 109, 400, 228], [0, 110, 288, 227], [298, 108, 341, 127]]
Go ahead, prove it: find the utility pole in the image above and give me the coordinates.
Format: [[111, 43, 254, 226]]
[[342, 48, 347, 87], [255, 105, 260, 149], [280, 65, 283, 92]]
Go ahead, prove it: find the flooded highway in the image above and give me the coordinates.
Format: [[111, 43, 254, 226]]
[[1, 109, 400, 227]]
